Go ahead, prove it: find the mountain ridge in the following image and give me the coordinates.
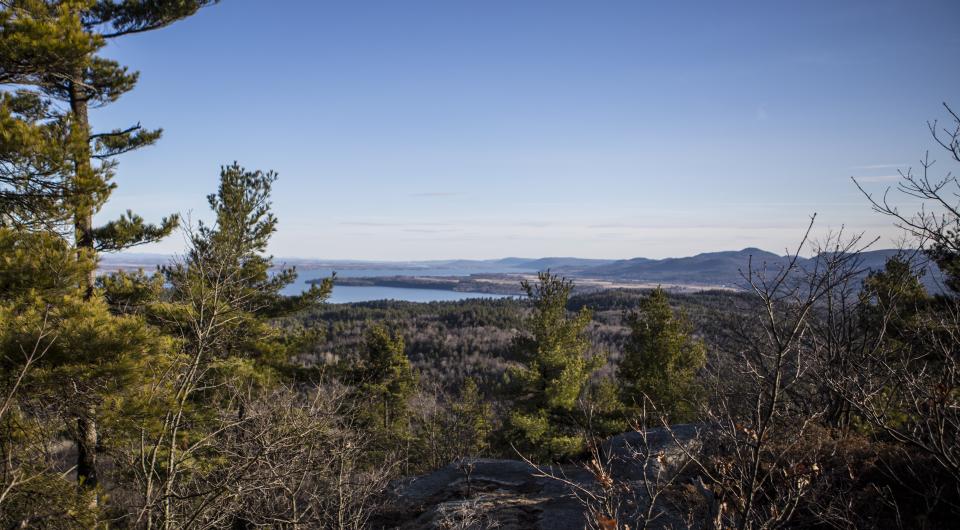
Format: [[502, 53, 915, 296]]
[[101, 248, 943, 292]]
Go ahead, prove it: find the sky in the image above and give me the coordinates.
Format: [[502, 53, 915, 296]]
[[96, 0, 960, 261]]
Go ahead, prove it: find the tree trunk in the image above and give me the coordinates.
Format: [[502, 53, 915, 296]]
[[76, 408, 98, 489], [69, 72, 99, 499]]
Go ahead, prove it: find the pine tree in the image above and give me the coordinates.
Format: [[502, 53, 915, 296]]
[[448, 377, 494, 457], [413, 377, 494, 470], [862, 257, 928, 313], [351, 325, 418, 446], [0, 227, 173, 522], [858, 256, 929, 362], [618, 287, 706, 422], [164, 163, 332, 370], [0, 1, 93, 227], [125, 164, 331, 528], [0, 90, 72, 228], [581, 375, 627, 438], [0, 0, 217, 495], [504, 271, 603, 461]]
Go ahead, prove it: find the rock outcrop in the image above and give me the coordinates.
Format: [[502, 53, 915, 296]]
[[602, 423, 703, 482], [379, 458, 590, 529], [378, 425, 705, 529]]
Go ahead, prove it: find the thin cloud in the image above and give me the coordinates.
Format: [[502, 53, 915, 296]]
[[852, 163, 907, 170], [410, 192, 461, 198], [588, 223, 640, 229], [513, 221, 556, 228], [587, 222, 804, 231], [853, 175, 901, 183], [714, 201, 867, 208], [339, 221, 397, 227], [401, 228, 460, 234], [340, 220, 458, 229]]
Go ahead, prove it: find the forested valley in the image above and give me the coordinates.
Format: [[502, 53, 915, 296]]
[[1, 2, 959, 529], [298, 290, 743, 394]]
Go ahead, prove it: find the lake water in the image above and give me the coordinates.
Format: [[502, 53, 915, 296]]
[[99, 257, 526, 304], [281, 266, 525, 303], [324, 285, 512, 304]]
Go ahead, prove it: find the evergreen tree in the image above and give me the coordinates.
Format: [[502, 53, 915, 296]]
[[448, 377, 494, 457], [859, 256, 931, 363], [582, 376, 627, 438], [504, 272, 603, 461], [0, 1, 92, 228], [352, 325, 418, 446], [164, 163, 332, 371], [0, 90, 72, 228], [619, 287, 706, 422], [0, 0, 217, 495], [862, 257, 928, 314], [413, 377, 494, 470], [116, 164, 331, 528], [0, 227, 173, 522]]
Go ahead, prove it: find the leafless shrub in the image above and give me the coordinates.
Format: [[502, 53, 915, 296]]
[[521, 399, 698, 530], [681, 223, 874, 529], [103, 227, 397, 529], [839, 103, 960, 506], [115, 380, 396, 529], [435, 496, 502, 530], [820, 270, 960, 489]]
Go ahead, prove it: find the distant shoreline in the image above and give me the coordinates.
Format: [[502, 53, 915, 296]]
[[101, 247, 937, 295], [308, 274, 737, 295], [311, 275, 527, 295]]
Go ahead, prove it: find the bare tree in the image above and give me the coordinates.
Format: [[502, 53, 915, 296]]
[[842, 103, 960, 495], [854, 102, 960, 293], [681, 223, 873, 530]]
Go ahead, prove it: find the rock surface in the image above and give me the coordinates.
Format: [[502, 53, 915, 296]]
[[602, 423, 703, 482], [378, 458, 591, 529], [378, 425, 704, 529]]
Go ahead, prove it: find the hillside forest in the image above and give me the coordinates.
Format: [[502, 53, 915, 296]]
[[1, 2, 959, 529]]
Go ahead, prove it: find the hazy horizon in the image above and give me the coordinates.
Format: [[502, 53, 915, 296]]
[[105, 245, 910, 264], [95, 0, 959, 260]]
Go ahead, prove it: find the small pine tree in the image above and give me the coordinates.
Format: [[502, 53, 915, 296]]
[[449, 377, 494, 457], [619, 287, 706, 422], [164, 163, 332, 370], [582, 376, 627, 438], [352, 325, 418, 446], [850, 256, 935, 431], [504, 271, 603, 461], [859, 256, 929, 359], [862, 257, 927, 314]]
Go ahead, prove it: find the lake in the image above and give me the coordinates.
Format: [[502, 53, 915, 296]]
[[282, 266, 524, 303], [99, 257, 527, 304], [322, 285, 512, 304]]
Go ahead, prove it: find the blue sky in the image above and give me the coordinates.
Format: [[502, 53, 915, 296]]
[[96, 0, 960, 260]]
